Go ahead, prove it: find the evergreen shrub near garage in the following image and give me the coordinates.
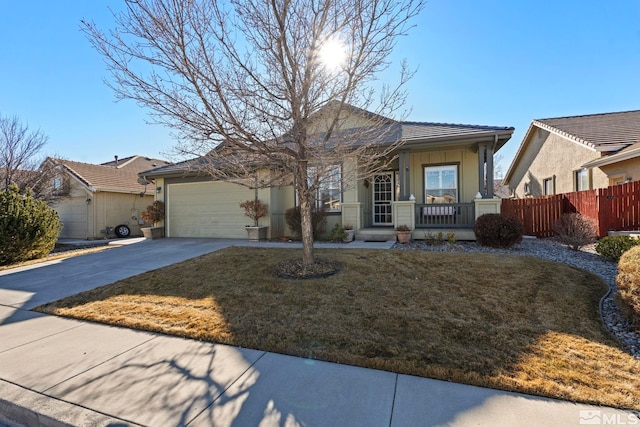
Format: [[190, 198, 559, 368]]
[[617, 245, 640, 325], [0, 185, 62, 265], [473, 213, 524, 248]]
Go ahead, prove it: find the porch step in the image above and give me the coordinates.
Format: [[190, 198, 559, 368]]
[[355, 227, 396, 242]]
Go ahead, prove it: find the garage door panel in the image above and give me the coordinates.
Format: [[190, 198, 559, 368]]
[[167, 182, 255, 238]]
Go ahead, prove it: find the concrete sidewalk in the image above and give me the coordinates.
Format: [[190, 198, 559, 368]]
[[0, 239, 638, 426]]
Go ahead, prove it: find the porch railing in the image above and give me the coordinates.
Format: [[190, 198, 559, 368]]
[[415, 203, 475, 229]]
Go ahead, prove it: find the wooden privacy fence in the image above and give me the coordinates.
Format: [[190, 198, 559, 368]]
[[501, 180, 640, 238]]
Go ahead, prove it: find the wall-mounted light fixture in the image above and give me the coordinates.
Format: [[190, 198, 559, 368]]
[[156, 186, 162, 193], [86, 198, 92, 204]]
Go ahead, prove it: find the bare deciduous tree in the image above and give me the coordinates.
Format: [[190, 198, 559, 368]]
[[0, 113, 56, 199], [82, 0, 424, 269]]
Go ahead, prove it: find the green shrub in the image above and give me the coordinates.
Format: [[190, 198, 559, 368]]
[[0, 185, 62, 265], [284, 205, 327, 239], [473, 213, 524, 248], [617, 245, 640, 325], [553, 213, 597, 251], [327, 223, 347, 242], [595, 235, 640, 261]]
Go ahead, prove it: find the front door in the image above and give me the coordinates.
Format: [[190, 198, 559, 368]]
[[373, 172, 394, 225]]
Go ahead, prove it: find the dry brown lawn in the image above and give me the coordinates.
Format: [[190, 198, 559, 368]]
[[35, 247, 640, 410]]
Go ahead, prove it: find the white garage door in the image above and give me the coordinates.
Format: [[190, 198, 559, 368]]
[[167, 181, 255, 238]]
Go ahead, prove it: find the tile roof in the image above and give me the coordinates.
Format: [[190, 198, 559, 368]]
[[52, 156, 172, 193], [400, 121, 513, 141], [535, 110, 640, 152]]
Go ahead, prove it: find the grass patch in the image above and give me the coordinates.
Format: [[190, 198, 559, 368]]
[[35, 247, 640, 410]]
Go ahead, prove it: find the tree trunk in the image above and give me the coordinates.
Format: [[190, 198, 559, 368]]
[[295, 164, 315, 268], [299, 194, 315, 268]]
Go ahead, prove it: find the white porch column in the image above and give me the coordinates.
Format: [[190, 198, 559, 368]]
[[474, 197, 501, 219], [392, 200, 416, 230], [341, 203, 362, 231]]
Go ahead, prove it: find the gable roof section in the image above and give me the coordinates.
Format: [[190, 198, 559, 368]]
[[504, 110, 640, 185], [535, 110, 640, 153], [51, 156, 171, 193]]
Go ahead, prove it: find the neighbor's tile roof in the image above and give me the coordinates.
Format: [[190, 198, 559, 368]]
[[535, 110, 640, 152], [53, 156, 172, 193]]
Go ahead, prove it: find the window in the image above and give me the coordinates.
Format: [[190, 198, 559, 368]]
[[524, 182, 531, 195], [308, 164, 342, 212], [543, 177, 555, 195], [52, 177, 62, 191], [575, 169, 589, 191], [424, 165, 457, 204]]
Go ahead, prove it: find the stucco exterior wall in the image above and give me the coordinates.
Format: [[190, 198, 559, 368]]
[[509, 128, 607, 197], [600, 158, 640, 185], [94, 191, 151, 238]]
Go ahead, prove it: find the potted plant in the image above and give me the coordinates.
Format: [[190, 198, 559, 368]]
[[395, 224, 412, 244], [141, 200, 165, 239], [240, 199, 269, 241], [343, 224, 355, 242]]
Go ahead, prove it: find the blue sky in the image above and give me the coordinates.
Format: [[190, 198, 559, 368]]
[[1, 1, 639, 170]]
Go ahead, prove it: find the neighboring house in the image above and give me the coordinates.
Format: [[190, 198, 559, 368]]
[[140, 105, 514, 240], [492, 179, 511, 199], [504, 110, 640, 198], [48, 155, 172, 239]]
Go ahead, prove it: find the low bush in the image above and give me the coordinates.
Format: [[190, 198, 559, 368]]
[[474, 213, 524, 248], [595, 235, 640, 261], [0, 185, 62, 265], [285, 205, 327, 239], [553, 213, 597, 251], [327, 223, 347, 242], [617, 245, 640, 325]]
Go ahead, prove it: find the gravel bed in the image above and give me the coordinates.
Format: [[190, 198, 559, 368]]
[[393, 237, 640, 358]]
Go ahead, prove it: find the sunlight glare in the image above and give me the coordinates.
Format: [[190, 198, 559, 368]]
[[319, 37, 346, 71]]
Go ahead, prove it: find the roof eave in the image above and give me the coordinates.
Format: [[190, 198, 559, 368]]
[[582, 147, 640, 169]]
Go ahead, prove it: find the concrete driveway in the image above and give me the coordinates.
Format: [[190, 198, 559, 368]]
[[0, 238, 236, 310]]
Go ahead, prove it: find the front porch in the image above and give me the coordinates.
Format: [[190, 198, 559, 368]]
[[345, 198, 501, 241]]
